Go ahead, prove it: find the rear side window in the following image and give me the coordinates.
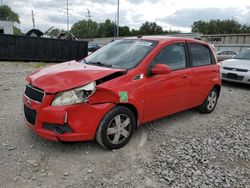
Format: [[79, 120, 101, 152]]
[[190, 43, 212, 67], [154, 43, 186, 70]]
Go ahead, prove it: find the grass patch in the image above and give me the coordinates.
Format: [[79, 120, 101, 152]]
[[0, 61, 57, 69]]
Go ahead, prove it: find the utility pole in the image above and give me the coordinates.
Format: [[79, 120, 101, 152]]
[[31, 10, 35, 29], [114, 13, 116, 37], [86, 8, 92, 21], [116, 0, 120, 37], [85, 9, 93, 39], [63, 0, 71, 35], [1, 0, 3, 6], [66, 0, 69, 33]]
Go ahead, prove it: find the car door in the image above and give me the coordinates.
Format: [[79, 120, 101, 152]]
[[143, 42, 191, 123], [188, 42, 219, 108], [228, 51, 237, 59]]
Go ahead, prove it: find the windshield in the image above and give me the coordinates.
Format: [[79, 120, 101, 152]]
[[83, 39, 157, 69], [234, 50, 250, 60]]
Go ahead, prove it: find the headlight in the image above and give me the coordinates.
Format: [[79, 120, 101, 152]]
[[51, 82, 96, 106]]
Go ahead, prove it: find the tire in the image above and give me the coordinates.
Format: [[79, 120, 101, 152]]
[[198, 88, 219, 114], [95, 106, 136, 150]]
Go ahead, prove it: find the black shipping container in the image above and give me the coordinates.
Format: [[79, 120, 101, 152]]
[[0, 34, 88, 62]]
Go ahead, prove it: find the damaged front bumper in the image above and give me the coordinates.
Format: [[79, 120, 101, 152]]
[[23, 94, 115, 142]]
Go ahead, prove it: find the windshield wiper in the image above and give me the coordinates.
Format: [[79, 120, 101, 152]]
[[87, 61, 112, 67], [82, 58, 88, 64]]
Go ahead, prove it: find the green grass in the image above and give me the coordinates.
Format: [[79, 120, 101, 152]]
[[0, 61, 56, 69]]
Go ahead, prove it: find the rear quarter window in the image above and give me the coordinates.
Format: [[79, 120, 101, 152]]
[[190, 43, 213, 67]]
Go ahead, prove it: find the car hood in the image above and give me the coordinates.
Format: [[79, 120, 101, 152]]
[[27, 61, 126, 93], [221, 59, 250, 70]]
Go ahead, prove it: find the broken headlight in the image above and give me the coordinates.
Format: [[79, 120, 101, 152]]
[[51, 82, 96, 106]]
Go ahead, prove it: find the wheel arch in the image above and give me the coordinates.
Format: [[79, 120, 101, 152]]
[[116, 103, 139, 129], [213, 84, 221, 96]]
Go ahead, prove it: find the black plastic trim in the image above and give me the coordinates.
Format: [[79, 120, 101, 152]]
[[43, 123, 73, 134]]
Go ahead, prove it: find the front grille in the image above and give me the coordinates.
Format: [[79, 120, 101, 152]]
[[222, 73, 244, 81], [24, 105, 37, 125], [223, 67, 248, 72], [24, 85, 44, 103]]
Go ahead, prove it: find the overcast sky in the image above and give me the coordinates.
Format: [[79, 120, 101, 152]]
[[3, 0, 250, 33]]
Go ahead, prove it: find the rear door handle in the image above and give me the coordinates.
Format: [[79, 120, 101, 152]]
[[212, 70, 217, 73], [182, 74, 188, 78]]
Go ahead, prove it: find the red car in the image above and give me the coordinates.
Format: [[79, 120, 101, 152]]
[[23, 36, 221, 149]]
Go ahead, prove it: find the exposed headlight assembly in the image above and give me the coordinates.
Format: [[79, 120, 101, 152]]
[[51, 82, 96, 106]]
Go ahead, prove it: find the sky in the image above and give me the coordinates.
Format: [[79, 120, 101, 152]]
[[3, 0, 250, 33]]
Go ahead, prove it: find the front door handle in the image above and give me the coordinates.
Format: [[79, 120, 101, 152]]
[[182, 75, 188, 78]]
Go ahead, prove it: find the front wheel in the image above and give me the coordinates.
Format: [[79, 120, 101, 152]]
[[198, 88, 219, 114], [95, 106, 136, 150]]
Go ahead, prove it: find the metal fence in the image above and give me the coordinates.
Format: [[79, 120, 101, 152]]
[[201, 33, 250, 53], [0, 34, 88, 62], [213, 44, 250, 54]]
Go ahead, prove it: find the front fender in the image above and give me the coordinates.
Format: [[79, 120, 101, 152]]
[[88, 87, 144, 125], [88, 87, 119, 104]]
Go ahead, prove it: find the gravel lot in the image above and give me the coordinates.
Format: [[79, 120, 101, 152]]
[[0, 62, 249, 188]]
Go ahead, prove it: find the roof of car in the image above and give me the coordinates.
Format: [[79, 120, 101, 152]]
[[125, 35, 202, 43]]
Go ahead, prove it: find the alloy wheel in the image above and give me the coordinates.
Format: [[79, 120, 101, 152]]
[[207, 90, 217, 111], [106, 114, 132, 145]]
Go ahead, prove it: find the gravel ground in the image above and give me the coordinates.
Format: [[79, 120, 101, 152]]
[[0, 62, 249, 188]]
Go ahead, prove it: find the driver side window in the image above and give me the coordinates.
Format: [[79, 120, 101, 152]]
[[154, 43, 186, 70]]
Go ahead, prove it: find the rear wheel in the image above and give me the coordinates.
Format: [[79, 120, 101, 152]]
[[95, 106, 136, 150], [199, 88, 218, 113]]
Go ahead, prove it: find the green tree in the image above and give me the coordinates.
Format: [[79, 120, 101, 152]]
[[131, 29, 139, 36], [13, 26, 23, 35], [47, 28, 61, 38], [0, 5, 20, 23], [71, 19, 99, 38], [191, 19, 250, 34], [98, 19, 116, 37], [241, 24, 250, 33], [119, 26, 130, 36], [139, 21, 163, 35], [191, 20, 209, 34]]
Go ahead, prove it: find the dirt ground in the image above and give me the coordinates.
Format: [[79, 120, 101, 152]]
[[0, 62, 249, 188]]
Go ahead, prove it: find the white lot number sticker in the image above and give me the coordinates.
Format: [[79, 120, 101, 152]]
[[135, 41, 152, 46]]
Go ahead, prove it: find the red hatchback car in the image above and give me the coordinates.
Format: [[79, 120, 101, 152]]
[[23, 36, 221, 149]]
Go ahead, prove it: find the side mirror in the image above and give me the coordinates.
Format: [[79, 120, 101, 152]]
[[151, 64, 171, 75]]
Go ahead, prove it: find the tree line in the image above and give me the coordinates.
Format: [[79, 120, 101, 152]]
[[64, 19, 180, 38], [191, 19, 250, 34], [1, 5, 250, 38], [0, 5, 179, 38]]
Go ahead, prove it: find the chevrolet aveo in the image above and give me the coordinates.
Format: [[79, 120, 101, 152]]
[[23, 36, 221, 149]]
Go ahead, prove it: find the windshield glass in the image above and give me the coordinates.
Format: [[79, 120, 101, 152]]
[[234, 49, 250, 60], [83, 39, 157, 69]]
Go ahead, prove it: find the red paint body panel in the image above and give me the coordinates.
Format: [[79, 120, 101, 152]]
[[143, 69, 192, 122], [27, 61, 125, 93], [23, 95, 115, 141], [188, 64, 220, 107], [23, 37, 221, 142]]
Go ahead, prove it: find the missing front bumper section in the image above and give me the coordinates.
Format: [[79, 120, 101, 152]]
[[42, 123, 73, 134]]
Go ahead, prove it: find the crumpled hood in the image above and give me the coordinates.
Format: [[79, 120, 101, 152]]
[[27, 61, 126, 93], [221, 59, 250, 70]]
